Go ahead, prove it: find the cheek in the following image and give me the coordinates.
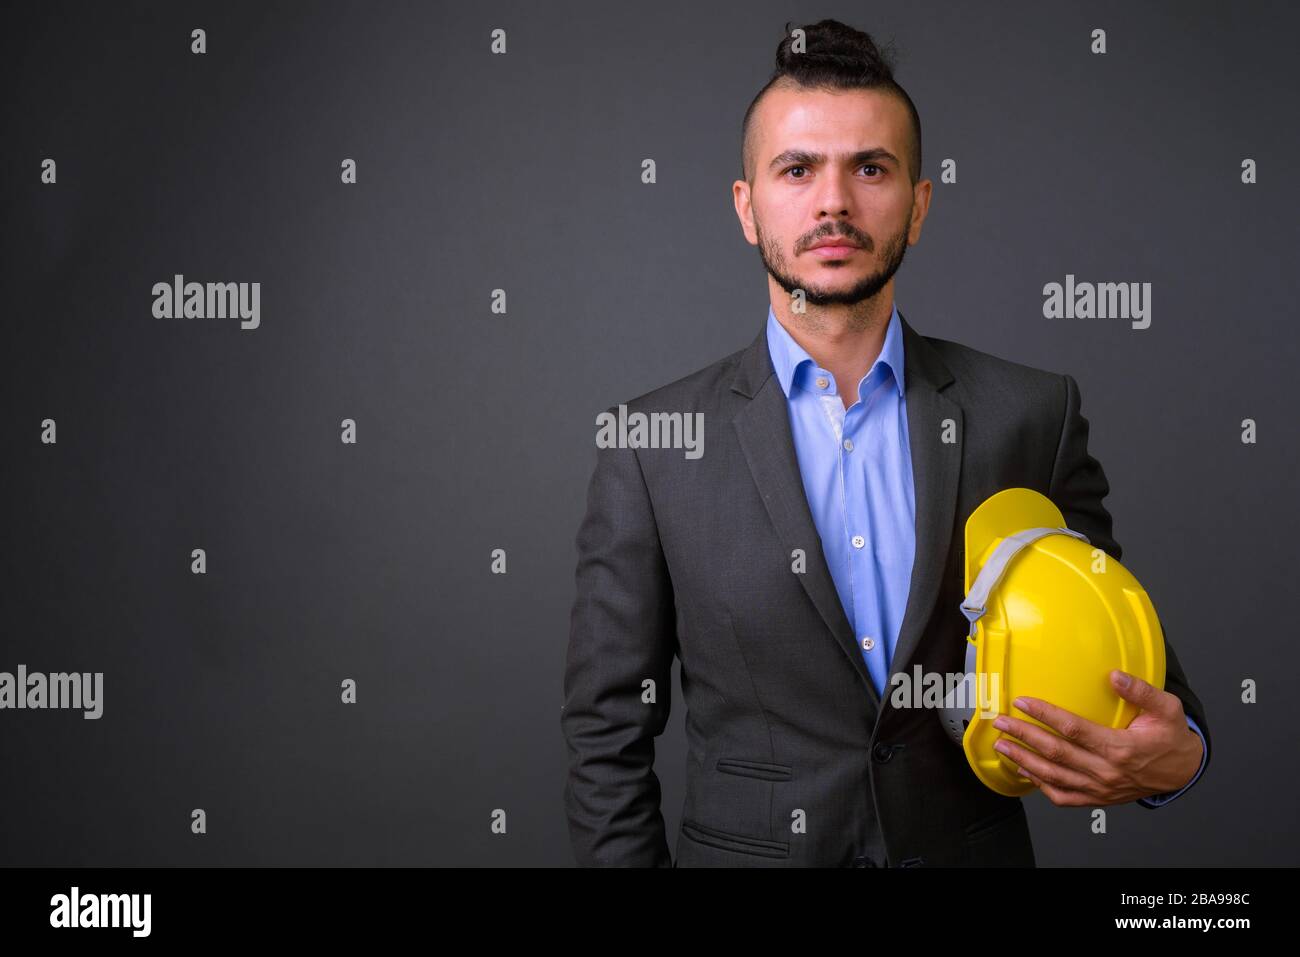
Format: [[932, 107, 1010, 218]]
[[766, 213, 800, 249], [884, 191, 916, 226]]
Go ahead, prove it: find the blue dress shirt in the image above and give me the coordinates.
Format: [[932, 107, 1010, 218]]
[[765, 302, 1206, 807]]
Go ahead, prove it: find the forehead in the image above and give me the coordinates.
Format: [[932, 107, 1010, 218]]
[[753, 85, 908, 160]]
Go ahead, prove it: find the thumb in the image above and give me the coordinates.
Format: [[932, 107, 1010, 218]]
[[1110, 669, 1162, 712]]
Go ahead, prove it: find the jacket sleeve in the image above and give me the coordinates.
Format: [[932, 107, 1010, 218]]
[[561, 407, 678, 866], [1046, 373, 1212, 805]]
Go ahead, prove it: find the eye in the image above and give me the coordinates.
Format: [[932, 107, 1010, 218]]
[[783, 164, 883, 180]]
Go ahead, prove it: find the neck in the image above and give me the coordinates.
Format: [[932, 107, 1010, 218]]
[[770, 285, 894, 408]]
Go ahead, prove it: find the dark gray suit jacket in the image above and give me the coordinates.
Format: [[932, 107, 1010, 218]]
[[561, 310, 1211, 867]]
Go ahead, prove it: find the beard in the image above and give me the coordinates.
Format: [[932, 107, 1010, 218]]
[[756, 207, 913, 308]]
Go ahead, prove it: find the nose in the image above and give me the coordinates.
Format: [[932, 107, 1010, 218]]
[[813, 167, 856, 220]]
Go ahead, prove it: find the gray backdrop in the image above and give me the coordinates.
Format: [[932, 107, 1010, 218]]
[[2, 0, 1295, 866]]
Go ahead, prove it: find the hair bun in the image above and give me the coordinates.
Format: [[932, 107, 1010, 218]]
[[777, 19, 897, 76]]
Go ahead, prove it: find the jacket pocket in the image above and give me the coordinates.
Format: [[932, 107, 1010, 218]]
[[681, 818, 790, 859], [715, 757, 793, 781]]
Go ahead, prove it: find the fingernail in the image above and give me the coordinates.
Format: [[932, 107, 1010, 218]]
[[1114, 671, 1131, 689]]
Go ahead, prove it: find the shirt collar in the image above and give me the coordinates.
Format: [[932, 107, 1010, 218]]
[[765, 301, 906, 401]]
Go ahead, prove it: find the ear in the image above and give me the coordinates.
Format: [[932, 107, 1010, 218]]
[[733, 178, 758, 245], [907, 177, 933, 245]]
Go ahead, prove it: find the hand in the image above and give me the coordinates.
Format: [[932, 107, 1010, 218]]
[[988, 669, 1204, 807]]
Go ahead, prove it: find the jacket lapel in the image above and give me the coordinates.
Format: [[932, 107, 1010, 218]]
[[888, 312, 963, 700], [730, 309, 963, 722]]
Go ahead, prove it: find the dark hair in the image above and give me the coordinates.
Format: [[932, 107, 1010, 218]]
[[740, 20, 922, 186]]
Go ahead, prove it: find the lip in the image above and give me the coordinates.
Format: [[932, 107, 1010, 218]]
[[808, 242, 861, 258]]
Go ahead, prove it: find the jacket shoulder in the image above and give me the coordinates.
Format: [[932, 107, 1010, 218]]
[[922, 332, 1067, 406]]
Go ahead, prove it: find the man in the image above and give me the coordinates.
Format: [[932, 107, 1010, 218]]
[[560, 19, 1210, 867]]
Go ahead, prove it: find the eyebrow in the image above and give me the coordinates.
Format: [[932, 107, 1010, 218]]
[[767, 147, 899, 173]]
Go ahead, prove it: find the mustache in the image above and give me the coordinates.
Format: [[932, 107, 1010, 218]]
[[802, 229, 872, 251]]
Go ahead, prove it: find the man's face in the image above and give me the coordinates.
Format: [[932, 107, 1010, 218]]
[[735, 85, 931, 308]]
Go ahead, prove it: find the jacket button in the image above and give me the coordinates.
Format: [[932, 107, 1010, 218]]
[[873, 742, 894, 762]]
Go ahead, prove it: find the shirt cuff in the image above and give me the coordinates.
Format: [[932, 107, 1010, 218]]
[[1136, 715, 1207, 808]]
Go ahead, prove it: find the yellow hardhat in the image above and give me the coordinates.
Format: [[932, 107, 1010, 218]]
[[938, 487, 1166, 796]]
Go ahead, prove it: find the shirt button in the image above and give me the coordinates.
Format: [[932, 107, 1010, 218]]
[[852, 535, 865, 549], [815, 376, 829, 390], [843, 438, 854, 451], [861, 636, 875, 651]]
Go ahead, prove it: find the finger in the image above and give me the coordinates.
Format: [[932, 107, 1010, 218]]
[[993, 734, 1099, 795], [1110, 670, 1181, 722], [1011, 695, 1118, 755], [992, 712, 1114, 785], [1017, 766, 1095, 807]]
